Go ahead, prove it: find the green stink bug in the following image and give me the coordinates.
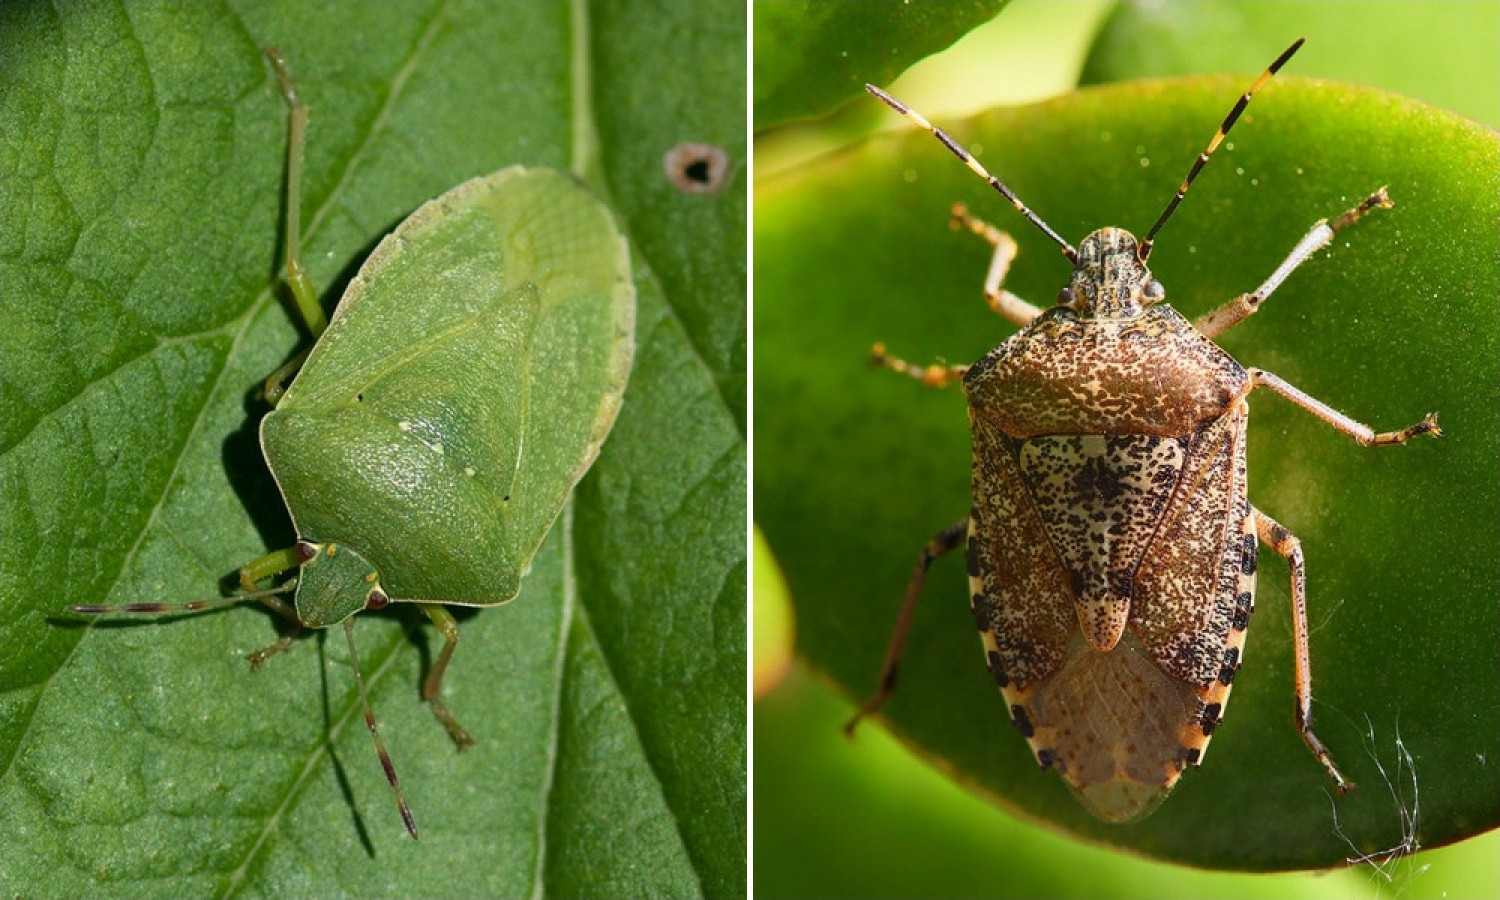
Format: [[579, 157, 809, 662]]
[[70, 49, 634, 839]]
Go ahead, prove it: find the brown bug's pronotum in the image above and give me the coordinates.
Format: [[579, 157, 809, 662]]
[[845, 38, 1441, 823]]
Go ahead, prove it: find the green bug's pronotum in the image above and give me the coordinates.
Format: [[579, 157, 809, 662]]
[[71, 49, 635, 838]]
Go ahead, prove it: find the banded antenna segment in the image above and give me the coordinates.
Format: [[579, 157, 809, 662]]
[[1140, 38, 1306, 260], [867, 84, 1079, 263]]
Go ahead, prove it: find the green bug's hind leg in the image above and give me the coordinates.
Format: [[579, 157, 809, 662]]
[[239, 545, 306, 668], [262, 48, 328, 406], [422, 605, 476, 749]]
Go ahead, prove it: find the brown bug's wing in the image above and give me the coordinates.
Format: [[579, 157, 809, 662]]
[[967, 420, 1180, 823], [1134, 402, 1257, 773], [1018, 410, 1253, 823], [1024, 632, 1201, 823], [969, 413, 1243, 823], [967, 421, 1078, 696]]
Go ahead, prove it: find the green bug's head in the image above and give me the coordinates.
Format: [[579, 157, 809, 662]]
[[292, 540, 391, 628]]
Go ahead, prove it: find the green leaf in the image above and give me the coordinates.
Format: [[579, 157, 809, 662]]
[[756, 665, 1500, 898], [0, 1, 745, 897], [1081, 0, 1500, 130], [753, 0, 1005, 131], [755, 74, 1499, 868]]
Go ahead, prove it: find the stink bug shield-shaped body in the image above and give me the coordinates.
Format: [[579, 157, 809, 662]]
[[71, 51, 634, 838], [263, 169, 633, 617], [846, 40, 1441, 823]]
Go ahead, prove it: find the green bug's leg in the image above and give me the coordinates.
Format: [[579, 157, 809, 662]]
[[421, 605, 476, 749], [239, 545, 306, 668], [260, 48, 327, 407], [263, 347, 312, 406], [264, 48, 326, 339]]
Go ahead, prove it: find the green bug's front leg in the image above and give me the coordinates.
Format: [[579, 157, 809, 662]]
[[263, 48, 327, 406], [239, 545, 306, 667]]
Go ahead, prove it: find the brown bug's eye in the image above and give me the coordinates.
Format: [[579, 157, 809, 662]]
[[1143, 279, 1165, 302], [1057, 287, 1075, 306]]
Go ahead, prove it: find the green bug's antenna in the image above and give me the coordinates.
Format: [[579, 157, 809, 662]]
[[1140, 38, 1306, 261], [71, 585, 421, 841], [69, 582, 296, 617], [344, 619, 419, 840], [867, 84, 1079, 263]]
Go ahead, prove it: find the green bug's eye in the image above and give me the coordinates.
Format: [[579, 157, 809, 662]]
[[295, 540, 319, 562], [367, 587, 390, 610]]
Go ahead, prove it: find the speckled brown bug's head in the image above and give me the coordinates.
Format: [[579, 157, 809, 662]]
[[1058, 228, 1165, 318]]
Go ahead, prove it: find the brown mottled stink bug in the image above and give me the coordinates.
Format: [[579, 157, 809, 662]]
[[843, 39, 1442, 823]]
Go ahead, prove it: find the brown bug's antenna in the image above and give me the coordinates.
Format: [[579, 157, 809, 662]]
[[1140, 38, 1306, 261], [867, 84, 1079, 263]]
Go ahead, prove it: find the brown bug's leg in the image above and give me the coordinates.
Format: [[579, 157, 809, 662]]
[[1196, 188, 1393, 339], [1250, 369, 1441, 446], [844, 518, 969, 734], [1251, 507, 1355, 795], [421, 604, 476, 749], [950, 202, 1047, 328], [869, 342, 969, 388]]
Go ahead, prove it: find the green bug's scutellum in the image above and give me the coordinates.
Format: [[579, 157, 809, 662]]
[[70, 46, 635, 840]]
